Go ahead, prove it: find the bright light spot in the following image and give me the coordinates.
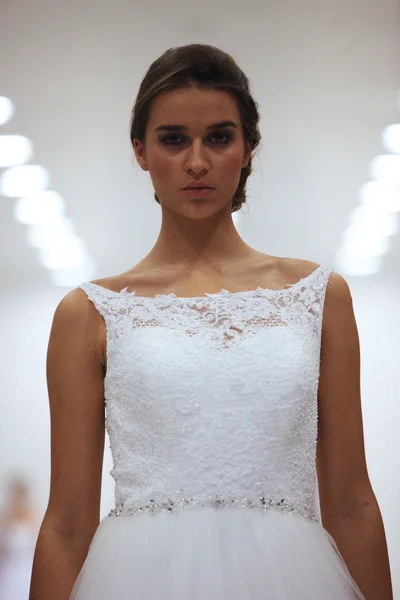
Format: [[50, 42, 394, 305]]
[[359, 180, 400, 212], [369, 154, 400, 184], [39, 245, 88, 270], [14, 191, 65, 225], [0, 165, 49, 197], [342, 234, 389, 257], [0, 97, 95, 286], [0, 135, 33, 167], [0, 97, 14, 125], [382, 124, 400, 154], [27, 216, 88, 270], [335, 249, 382, 276], [26, 216, 77, 249], [49, 257, 96, 287], [349, 205, 398, 236], [337, 124, 400, 276]]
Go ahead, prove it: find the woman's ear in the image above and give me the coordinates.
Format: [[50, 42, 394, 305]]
[[242, 141, 252, 168], [133, 138, 149, 172]]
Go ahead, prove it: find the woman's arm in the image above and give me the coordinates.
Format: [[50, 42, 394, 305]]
[[316, 272, 393, 600], [30, 288, 106, 600]]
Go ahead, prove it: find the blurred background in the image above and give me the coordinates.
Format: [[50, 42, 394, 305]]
[[0, 0, 399, 597]]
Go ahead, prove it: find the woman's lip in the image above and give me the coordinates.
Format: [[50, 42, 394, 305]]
[[182, 187, 214, 196], [183, 186, 213, 189]]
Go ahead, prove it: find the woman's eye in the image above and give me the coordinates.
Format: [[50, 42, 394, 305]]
[[161, 135, 184, 145], [160, 132, 231, 146], [210, 132, 231, 144]]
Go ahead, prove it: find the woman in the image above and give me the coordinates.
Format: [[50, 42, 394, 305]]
[[0, 477, 38, 600], [30, 44, 393, 599]]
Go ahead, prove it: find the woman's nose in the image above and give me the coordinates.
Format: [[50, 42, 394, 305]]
[[185, 140, 209, 172]]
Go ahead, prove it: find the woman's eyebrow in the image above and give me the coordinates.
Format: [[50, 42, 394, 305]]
[[154, 120, 238, 133]]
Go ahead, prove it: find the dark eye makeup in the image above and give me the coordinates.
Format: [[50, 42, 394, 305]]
[[159, 131, 233, 146]]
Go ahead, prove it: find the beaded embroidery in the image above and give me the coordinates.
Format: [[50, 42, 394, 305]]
[[107, 495, 319, 522], [79, 265, 333, 524]]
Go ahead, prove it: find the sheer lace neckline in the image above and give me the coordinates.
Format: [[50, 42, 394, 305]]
[[85, 265, 325, 302]]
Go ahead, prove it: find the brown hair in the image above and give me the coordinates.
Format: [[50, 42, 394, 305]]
[[129, 44, 262, 213]]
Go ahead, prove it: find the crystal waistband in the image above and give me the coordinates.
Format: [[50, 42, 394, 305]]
[[108, 495, 319, 522]]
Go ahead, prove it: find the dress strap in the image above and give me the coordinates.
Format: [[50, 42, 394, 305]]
[[312, 265, 334, 297], [309, 265, 334, 338], [78, 282, 119, 323]]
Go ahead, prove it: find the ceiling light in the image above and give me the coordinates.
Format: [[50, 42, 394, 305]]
[[0, 135, 33, 167], [0, 97, 14, 125], [0, 165, 49, 197], [14, 191, 65, 225]]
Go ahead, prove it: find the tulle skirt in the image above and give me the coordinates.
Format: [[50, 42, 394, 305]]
[[69, 507, 365, 599]]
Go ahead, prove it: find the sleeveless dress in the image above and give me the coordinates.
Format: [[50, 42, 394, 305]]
[[69, 265, 366, 599]]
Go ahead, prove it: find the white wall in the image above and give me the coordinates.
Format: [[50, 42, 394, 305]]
[[350, 278, 400, 596], [0, 276, 399, 595], [0, 285, 115, 522]]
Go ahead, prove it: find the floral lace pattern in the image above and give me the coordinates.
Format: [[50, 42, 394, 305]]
[[79, 265, 332, 519]]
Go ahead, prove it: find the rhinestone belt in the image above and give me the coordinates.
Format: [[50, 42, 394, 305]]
[[108, 495, 319, 522]]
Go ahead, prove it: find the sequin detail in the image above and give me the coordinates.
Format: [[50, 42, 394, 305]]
[[79, 265, 333, 527], [107, 495, 319, 522]]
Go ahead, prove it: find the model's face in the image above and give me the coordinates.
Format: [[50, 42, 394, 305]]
[[133, 87, 252, 218]]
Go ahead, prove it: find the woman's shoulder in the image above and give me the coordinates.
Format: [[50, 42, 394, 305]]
[[79, 266, 149, 295], [277, 257, 322, 281], [262, 255, 333, 287], [280, 257, 350, 299], [82, 273, 132, 294], [51, 275, 126, 325], [73, 258, 345, 298]]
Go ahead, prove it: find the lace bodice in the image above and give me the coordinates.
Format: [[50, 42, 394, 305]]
[[79, 265, 332, 520]]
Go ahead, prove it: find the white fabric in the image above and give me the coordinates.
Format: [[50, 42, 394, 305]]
[[0, 521, 36, 600], [70, 265, 366, 599]]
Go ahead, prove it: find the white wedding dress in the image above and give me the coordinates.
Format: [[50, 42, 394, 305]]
[[70, 265, 366, 599]]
